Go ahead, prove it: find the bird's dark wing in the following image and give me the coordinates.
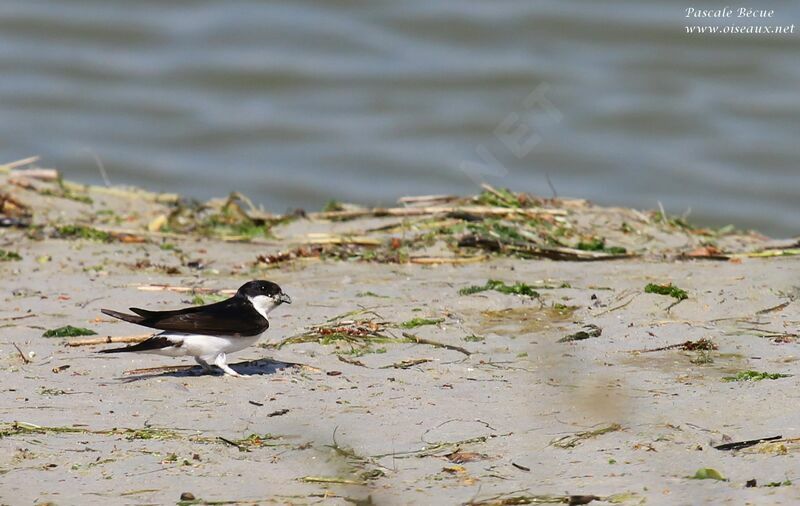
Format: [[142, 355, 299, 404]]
[[102, 296, 269, 336], [98, 336, 176, 353]]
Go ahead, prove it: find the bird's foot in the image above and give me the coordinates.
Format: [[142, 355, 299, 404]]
[[214, 353, 247, 377]]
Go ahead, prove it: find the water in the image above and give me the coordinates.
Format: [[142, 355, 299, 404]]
[[1, 1, 798, 237]]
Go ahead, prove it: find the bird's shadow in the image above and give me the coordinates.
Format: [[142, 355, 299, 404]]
[[117, 357, 299, 382]]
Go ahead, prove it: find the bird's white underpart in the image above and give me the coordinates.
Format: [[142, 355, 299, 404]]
[[141, 331, 264, 377]]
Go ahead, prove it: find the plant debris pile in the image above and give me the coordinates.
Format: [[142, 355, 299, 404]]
[[274, 310, 400, 356], [155, 193, 285, 240], [0, 158, 781, 264], [0, 191, 31, 228]]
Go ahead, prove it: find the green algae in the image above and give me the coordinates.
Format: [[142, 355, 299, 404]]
[[645, 283, 688, 300], [459, 279, 541, 297], [42, 325, 97, 338], [722, 370, 791, 382], [576, 237, 627, 255], [56, 225, 113, 242], [0, 249, 22, 261], [398, 317, 444, 329]]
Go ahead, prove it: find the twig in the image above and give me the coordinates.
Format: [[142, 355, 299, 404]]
[[60, 181, 179, 203], [135, 285, 236, 295], [218, 436, 249, 452], [657, 200, 667, 223], [397, 194, 459, 206], [421, 418, 497, 443], [302, 235, 381, 246], [545, 172, 558, 199], [0, 314, 35, 321], [84, 149, 111, 187], [373, 433, 512, 459], [591, 294, 637, 317], [463, 236, 636, 262], [714, 435, 782, 451], [13, 343, 31, 364], [66, 334, 151, 347], [337, 356, 368, 367], [402, 332, 471, 356], [509, 245, 634, 261], [666, 298, 684, 312], [379, 358, 432, 369], [300, 476, 364, 485], [634, 337, 717, 353], [480, 183, 514, 201], [550, 423, 622, 449], [467, 493, 605, 506], [124, 364, 196, 376], [409, 256, 487, 265], [732, 248, 800, 259], [308, 205, 567, 221], [0, 156, 40, 173], [9, 168, 59, 181], [92, 226, 187, 241], [756, 301, 791, 315]]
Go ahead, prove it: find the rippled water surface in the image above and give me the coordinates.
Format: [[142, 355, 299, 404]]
[[1, 1, 798, 236]]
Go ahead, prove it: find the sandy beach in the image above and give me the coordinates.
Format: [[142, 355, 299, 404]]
[[1, 161, 800, 505]]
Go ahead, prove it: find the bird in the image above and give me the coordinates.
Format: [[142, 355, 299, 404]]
[[99, 280, 291, 377]]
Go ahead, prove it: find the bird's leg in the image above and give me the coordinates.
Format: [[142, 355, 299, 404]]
[[214, 353, 244, 377], [194, 357, 215, 375]]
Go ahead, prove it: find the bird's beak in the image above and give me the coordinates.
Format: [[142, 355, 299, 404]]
[[277, 292, 292, 304]]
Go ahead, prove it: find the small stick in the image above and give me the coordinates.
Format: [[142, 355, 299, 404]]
[[756, 301, 791, 315], [657, 200, 667, 223], [397, 194, 459, 205], [9, 168, 59, 181], [337, 356, 368, 367], [124, 364, 195, 376], [480, 183, 511, 202], [94, 226, 282, 245], [59, 181, 180, 203], [666, 298, 684, 312], [93, 226, 185, 240], [512, 462, 531, 472], [402, 332, 471, 356], [308, 205, 567, 221], [303, 236, 382, 246], [635, 338, 716, 353], [379, 358, 432, 369], [135, 285, 236, 295], [301, 476, 364, 485], [591, 295, 637, 317], [218, 436, 248, 451], [13, 343, 31, 364], [0, 314, 35, 321], [714, 435, 782, 451], [409, 256, 487, 265], [0, 155, 40, 173], [0, 192, 30, 211], [67, 334, 151, 347]]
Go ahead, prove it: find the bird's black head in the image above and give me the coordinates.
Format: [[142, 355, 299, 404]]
[[237, 280, 292, 314], [238, 280, 291, 302]]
